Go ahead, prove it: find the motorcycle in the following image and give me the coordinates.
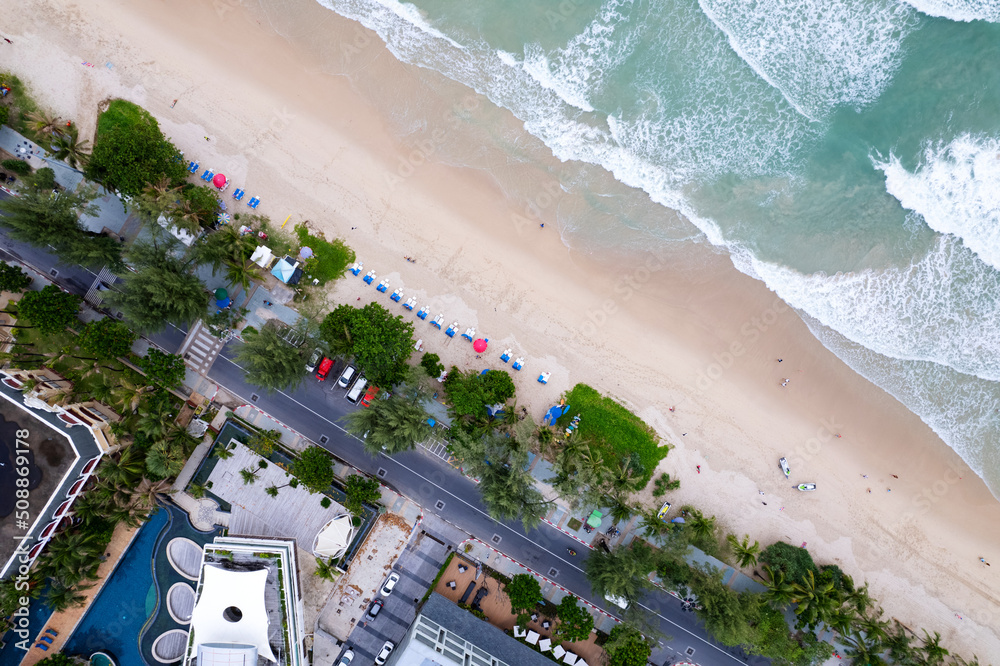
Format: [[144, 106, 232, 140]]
[[567, 548, 577, 556]]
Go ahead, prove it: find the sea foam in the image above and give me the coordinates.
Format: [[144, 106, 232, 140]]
[[698, 0, 918, 121], [902, 0, 1000, 22], [876, 135, 1000, 271]]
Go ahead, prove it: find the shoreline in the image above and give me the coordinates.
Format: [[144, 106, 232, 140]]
[[5, 0, 1000, 656]]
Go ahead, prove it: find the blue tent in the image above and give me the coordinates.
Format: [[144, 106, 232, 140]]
[[271, 258, 296, 283], [543, 403, 570, 426]]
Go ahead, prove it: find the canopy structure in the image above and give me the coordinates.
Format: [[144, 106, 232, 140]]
[[271, 257, 303, 285], [298, 246, 313, 260], [312, 514, 355, 560], [190, 565, 276, 662], [212, 173, 227, 188], [473, 338, 488, 353], [250, 246, 274, 269], [215, 288, 228, 301], [543, 402, 571, 426], [586, 510, 603, 528]]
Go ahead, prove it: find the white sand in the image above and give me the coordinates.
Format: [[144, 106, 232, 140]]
[[5, 0, 1000, 656]]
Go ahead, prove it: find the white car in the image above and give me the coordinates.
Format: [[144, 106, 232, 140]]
[[336, 648, 354, 666], [375, 641, 395, 665], [305, 348, 323, 373], [380, 571, 400, 597]]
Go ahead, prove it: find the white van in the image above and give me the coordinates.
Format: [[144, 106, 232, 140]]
[[346, 377, 367, 403], [604, 593, 629, 610]]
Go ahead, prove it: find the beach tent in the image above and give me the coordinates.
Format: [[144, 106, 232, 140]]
[[250, 245, 274, 269], [543, 403, 571, 425], [312, 514, 355, 560], [271, 257, 299, 284]]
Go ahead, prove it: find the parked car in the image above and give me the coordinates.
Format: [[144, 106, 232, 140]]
[[316, 357, 334, 381], [336, 648, 354, 666], [375, 641, 395, 665], [604, 593, 629, 610], [346, 377, 368, 403], [360, 385, 380, 408], [337, 364, 357, 389], [367, 599, 383, 620], [305, 348, 323, 373], [380, 571, 400, 597]]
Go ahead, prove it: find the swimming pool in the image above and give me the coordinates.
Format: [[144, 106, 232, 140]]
[[63, 508, 169, 665]]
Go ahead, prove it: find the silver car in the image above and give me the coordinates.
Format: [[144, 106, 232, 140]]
[[305, 348, 323, 373]]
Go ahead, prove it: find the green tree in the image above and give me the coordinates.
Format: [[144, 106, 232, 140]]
[[43, 578, 92, 613], [506, 573, 542, 613], [0, 262, 32, 293], [760, 564, 797, 610], [137, 348, 187, 388], [604, 624, 651, 666], [343, 474, 381, 514], [420, 352, 444, 377], [605, 491, 636, 524], [684, 508, 718, 552], [343, 391, 432, 456], [233, 323, 307, 393], [145, 440, 187, 479], [48, 126, 91, 168], [555, 595, 594, 643], [727, 533, 761, 569], [314, 557, 338, 581], [789, 569, 841, 631], [85, 100, 186, 196], [585, 540, 656, 603], [36, 654, 81, 666], [240, 467, 260, 485], [292, 446, 335, 493], [17, 285, 81, 334], [689, 565, 758, 646], [192, 223, 257, 273], [319, 302, 415, 387], [1, 158, 30, 176], [652, 472, 680, 496], [105, 237, 208, 333], [921, 630, 949, 666], [444, 367, 516, 419], [760, 541, 818, 586], [78, 318, 137, 360]]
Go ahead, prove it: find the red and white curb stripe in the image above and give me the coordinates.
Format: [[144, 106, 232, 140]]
[[462, 537, 620, 623], [541, 517, 594, 549], [239, 403, 310, 441]]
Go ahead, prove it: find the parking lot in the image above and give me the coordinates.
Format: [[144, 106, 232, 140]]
[[332, 529, 452, 666]]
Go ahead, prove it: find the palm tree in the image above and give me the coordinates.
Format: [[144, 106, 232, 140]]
[[134, 477, 174, 509], [314, 557, 338, 581], [113, 376, 152, 414], [841, 631, 887, 666], [188, 482, 207, 499], [26, 111, 61, 137], [44, 579, 91, 613], [685, 509, 716, 543], [240, 467, 259, 485], [168, 199, 204, 235], [884, 620, 918, 665], [790, 569, 840, 629], [726, 533, 760, 569], [48, 128, 91, 168], [921, 630, 949, 665], [760, 565, 796, 609], [224, 260, 263, 291], [97, 446, 145, 485], [605, 491, 635, 524], [146, 440, 186, 479], [854, 608, 890, 647], [215, 443, 234, 460], [638, 508, 671, 539], [164, 423, 199, 455]]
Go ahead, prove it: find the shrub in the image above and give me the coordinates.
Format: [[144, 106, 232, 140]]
[[420, 352, 444, 377], [1, 159, 30, 176], [294, 223, 355, 285], [0, 262, 32, 292], [320, 497, 332, 509]]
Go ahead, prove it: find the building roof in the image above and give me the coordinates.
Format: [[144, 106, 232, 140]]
[[313, 514, 354, 559], [190, 565, 277, 662], [419, 594, 556, 666]]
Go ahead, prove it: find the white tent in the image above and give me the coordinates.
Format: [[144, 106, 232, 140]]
[[538, 638, 552, 652], [563, 653, 578, 665], [525, 630, 540, 645], [312, 514, 355, 560], [552, 646, 566, 659], [250, 246, 274, 269], [190, 565, 276, 662], [513, 626, 526, 638]]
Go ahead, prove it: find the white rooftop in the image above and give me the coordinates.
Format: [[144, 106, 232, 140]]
[[190, 565, 277, 662]]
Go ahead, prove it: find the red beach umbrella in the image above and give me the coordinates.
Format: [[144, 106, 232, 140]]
[[473, 338, 488, 353], [212, 173, 227, 188]]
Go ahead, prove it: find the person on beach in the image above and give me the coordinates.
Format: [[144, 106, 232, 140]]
[[696, 465, 701, 474]]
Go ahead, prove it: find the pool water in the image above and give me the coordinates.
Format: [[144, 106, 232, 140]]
[[63, 508, 169, 665]]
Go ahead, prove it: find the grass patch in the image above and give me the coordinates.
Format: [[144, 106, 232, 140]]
[[96, 98, 150, 136], [0, 71, 42, 137], [422, 551, 458, 604], [566, 517, 583, 531], [294, 222, 355, 285], [557, 383, 666, 488]]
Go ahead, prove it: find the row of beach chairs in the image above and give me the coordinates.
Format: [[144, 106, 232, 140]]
[[187, 162, 260, 209], [35, 627, 58, 651], [351, 261, 550, 383]]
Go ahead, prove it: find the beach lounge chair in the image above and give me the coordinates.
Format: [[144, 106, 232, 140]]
[[40, 636, 53, 644], [201, 169, 214, 182], [417, 306, 429, 320], [248, 197, 261, 209], [538, 372, 550, 384], [376, 280, 389, 293], [363, 270, 375, 285], [445, 322, 459, 338], [45, 629, 58, 636], [414, 339, 423, 351], [390, 289, 402, 302], [232, 188, 244, 200], [403, 298, 416, 311], [350, 262, 363, 276], [500, 348, 512, 363], [430, 315, 444, 329], [188, 161, 199, 173], [461, 327, 475, 341], [512, 357, 524, 371], [36, 644, 48, 651]]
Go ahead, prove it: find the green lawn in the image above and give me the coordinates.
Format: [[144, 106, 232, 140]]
[[96, 98, 151, 136], [0, 71, 42, 138], [294, 223, 355, 286], [557, 383, 667, 488]]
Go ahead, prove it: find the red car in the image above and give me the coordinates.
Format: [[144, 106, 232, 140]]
[[360, 385, 380, 407], [316, 357, 334, 381]]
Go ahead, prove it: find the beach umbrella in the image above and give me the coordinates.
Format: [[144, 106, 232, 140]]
[[217, 212, 231, 224], [215, 288, 228, 300], [299, 246, 314, 259], [473, 338, 488, 353], [212, 173, 227, 188]]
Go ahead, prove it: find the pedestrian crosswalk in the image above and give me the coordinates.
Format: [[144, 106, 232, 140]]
[[83, 266, 117, 306], [178, 319, 226, 375]]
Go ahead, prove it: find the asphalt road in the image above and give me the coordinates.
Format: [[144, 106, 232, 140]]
[[0, 195, 763, 666]]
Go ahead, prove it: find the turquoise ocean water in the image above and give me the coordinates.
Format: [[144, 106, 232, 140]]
[[304, 0, 1000, 494]]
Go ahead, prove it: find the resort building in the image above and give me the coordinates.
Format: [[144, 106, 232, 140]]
[[182, 536, 306, 666], [385, 593, 555, 666], [0, 373, 105, 579]]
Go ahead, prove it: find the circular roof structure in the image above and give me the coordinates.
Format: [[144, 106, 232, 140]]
[[312, 514, 355, 560], [167, 582, 197, 624], [166, 537, 203, 581], [151, 630, 189, 664]]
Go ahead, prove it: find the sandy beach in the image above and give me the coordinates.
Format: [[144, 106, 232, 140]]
[[5, 0, 1000, 656]]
